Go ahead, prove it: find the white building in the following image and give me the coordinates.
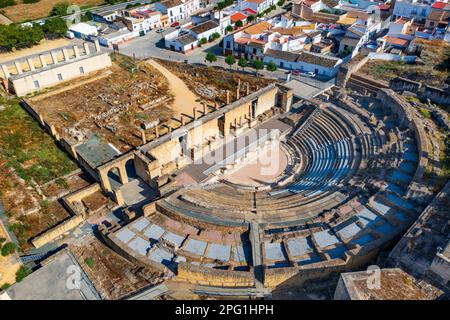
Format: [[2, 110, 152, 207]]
[[156, 0, 201, 24], [264, 49, 342, 77], [238, 0, 276, 13], [392, 0, 433, 20]]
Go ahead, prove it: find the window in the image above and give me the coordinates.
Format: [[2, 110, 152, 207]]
[[57, 73, 63, 81], [34, 80, 40, 89], [226, 41, 231, 49], [79, 66, 85, 74]]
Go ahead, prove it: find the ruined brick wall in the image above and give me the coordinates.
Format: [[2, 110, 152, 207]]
[[177, 263, 254, 287], [31, 215, 84, 248]]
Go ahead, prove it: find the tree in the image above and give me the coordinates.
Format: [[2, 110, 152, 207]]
[[252, 59, 264, 76], [266, 61, 278, 72], [15, 266, 32, 282], [277, 0, 285, 6], [199, 37, 207, 45], [247, 15, 255, 23], [49, 1, 70, 17], [235, 20, 243, 28], [0, 24, 44, 52], [225, 25, 233, 33], [1, 242, 16, 256], [225, 55, 236, 71], [205, 52, 217, 65], [43, 17, 68, 36], [238, 56, 248, 72], [210, 32, 221, 41]]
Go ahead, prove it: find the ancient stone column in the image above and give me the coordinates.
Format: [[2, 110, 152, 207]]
[[62, 48, 70, 61], [1, 65, 10, 78], [73, 45, 80, 58], [83, 42, 90, 55], [14, 61, 23, 74], [94, 39, 101, 52], [141, 129, 146, 144], [50, 51, 59, 64], [39, 54, 47, 68], [27, 58, 35, 71]]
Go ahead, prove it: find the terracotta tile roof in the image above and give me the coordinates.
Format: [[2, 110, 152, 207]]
[[432, 2, 447, 9], [234, 37, 250, 44], [190, 20, 220, 35], [231, 12, 248, 23], [242, 21, 272, 35], [244, 0, 265, 4], [384, 36, 409, 47], [270, 27, 305, 36], [160, 0, 183, 8], [243, 8, 257, 15], [265, 49, 340, 68]]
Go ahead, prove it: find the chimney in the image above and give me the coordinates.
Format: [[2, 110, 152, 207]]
[[1, 64, 10, 78], [202, 103, 207, 115], [39, 54, 47, 68], [83, 42, 90, 55], [226, 90, 230, 104], [246, 82, 250, 95], [155, 125, 160, 138], [181, 115, 185, 126], [14, 61, 23, 74], [193, 107, 197, 120], [94, 39, 101, 53], [50, 51, 59, 64], [62, 48, 70, 61], [73, 45, 80, 58]]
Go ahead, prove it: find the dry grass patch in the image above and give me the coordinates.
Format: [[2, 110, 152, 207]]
[[2, 0, 104, 23]]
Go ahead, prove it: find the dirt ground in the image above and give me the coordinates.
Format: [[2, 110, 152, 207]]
[[71, 238, 164, 300], [147, 59, 202, 118], [360, 39, 450, 89], [2, 0, 104, 23], [0, 38, 70, 65], [0, 221, 21, 288], [32, 54, 174, 152], [156, 59, 277, 106]]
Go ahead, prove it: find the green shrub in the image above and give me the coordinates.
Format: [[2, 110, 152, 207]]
[[1, 283, 11, 291], [0, 0, 16, 9], [49, 2, 70, 17], [1, 242, 16, 256], [15, 266, 32, 282], [84, 257, 95, 268]]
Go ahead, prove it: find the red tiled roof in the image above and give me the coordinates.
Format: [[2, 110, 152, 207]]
[[231, 12, 248, 22], [243, 8, 257, 15], [384, 36, 409, 46], [378, 4, 390, 10], [303, 0, 319, 7], [235, 37, 250, 44], [432, 2, 447, 9], [245, 0, 265, 3]]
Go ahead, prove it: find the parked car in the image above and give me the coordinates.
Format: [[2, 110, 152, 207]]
[[171, 22, 179, 28], [301, 71, 316, 78], [156, 28, 164, 33], [291, 69, 302, 76]]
